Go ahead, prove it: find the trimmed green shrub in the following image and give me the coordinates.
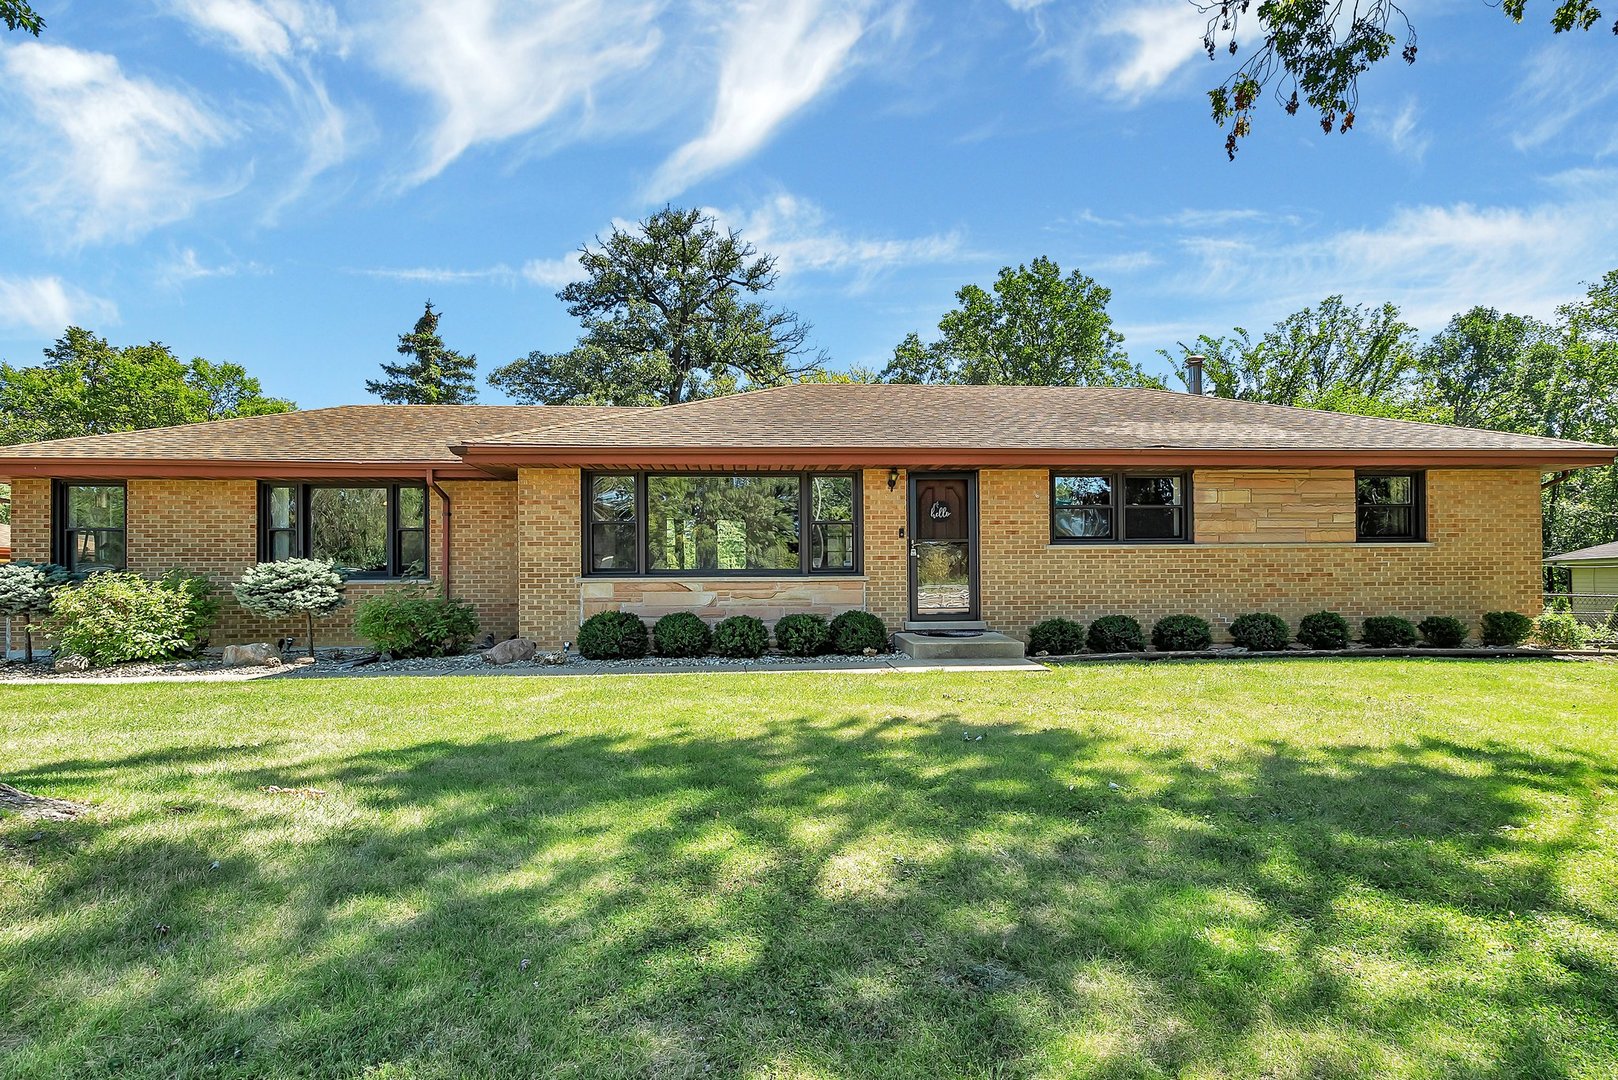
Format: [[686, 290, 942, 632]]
[[829, 610, 887, 655], [1028, 617, 1085, 655], [1417, 615, 1467, 649], [1296, 611, 1350, 650], [233, 559, 346, 658], [355, 589, 478, 658], [159, 571, 221, 655], [1532, 607, 1588, 650], [652, 612, 712, 658], [0, 561, 71, 662], [1151, 614, 1211, 651], [712, 615, 768, 658], [775, 613, 831, 656], [1362, 616, 1419, 648], [1481, 610, 1533, 647], [1229, 613, 1289, 651], [47, 572, 205, 667], [1087, 614, 1146, 653], [577, 610, 649, 660]]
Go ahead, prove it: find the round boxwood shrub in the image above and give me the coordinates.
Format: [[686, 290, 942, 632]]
[[652, 611, 712, 658], [774, 612, 831, 656], [1229, 613, 1289, 651], [1362, 615, 1419, 648], [1296, 610, 1350, 650], [1417, 615, 1467, 649], [1028, 617, 1085, 656], [1481, 610, 1533, 646], [712, 615, 768, 658], [1151, 614, 1212, 651], [829, 610, 887, 655], [1086, 614, 1146, 653], [577, 610, 649, 660]]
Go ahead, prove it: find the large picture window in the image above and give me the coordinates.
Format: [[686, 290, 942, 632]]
[[584, 472, 860, 576], [54, 482, 127, 571], [1356, 472, 1424, 541], [1051, 471, 1189, 543], [259, 482, 428, 579]]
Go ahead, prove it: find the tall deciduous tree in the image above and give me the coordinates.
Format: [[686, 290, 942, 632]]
[[1164, 296, 1419, 413], [1201, 0, 1615, 158], [0, 327, 294, 445], [882, 257, 1158, 387], [367, 301, 479, 404], [488, 207, 820, 406]]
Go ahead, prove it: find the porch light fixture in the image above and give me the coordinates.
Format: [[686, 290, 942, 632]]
[[888, 467, 899, 491]]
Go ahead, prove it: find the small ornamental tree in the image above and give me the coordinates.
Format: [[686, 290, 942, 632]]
[[233, 559, 346, 658], [0, 561, 67, 662]]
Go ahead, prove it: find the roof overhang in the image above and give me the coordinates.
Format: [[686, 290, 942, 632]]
[[0, 458, 503, 481], [453, 445, 1618, 471]]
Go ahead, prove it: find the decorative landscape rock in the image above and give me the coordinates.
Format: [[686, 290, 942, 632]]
[[53, 655, 91, 673], [483, 637, 538, 665], [222, 643, 281, 667]]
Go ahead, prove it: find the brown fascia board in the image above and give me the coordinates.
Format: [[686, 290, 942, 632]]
[[0, 458, 505, 481], [453, 444, 1618, 470]]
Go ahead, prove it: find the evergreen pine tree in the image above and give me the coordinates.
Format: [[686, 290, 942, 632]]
[[367, 301, 478, 404]]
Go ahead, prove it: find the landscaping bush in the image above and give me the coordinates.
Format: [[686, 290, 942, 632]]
[[1532, 606, 1589, 650], [0, 561, 70, 662], [652, 612, 712, 658], [1086, 614, 1146, 653], [354, 589, 478, 658], [712, 615, 768, 658], [576, 610, 649, 660], [233, 559, 346, 658], [1028, 617, 1085, 655], [1295, 610, 1350, 650], [1417, 615, 1468, 649], [1362, 616, 1419, 648], [1480, 610, 1534, 647], [774, 612, 831, 656], [829, 610, 887, 655], [47, 572, 206, 667], [159, 571, 221, 655], [1151, 614, 1211, 651], [1229, 613, 1289, 651]]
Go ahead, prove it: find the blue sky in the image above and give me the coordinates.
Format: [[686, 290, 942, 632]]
[[1, 0, 1615, 409]]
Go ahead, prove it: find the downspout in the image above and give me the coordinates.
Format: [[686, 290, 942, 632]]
[[428, 470, 453, 598], [1541, 470, 1575, 491]]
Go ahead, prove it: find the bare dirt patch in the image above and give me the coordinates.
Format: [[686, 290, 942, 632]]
[[0, 782, 87, 821]]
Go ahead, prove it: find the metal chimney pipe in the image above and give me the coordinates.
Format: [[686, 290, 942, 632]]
[[1185, 354, 1205, 396]]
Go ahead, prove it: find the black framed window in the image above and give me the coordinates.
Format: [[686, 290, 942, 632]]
[[583, 472, 861, 576], [1356, 472, 1424, 541], [53, 481, 127, 571], [1051, 471, 1189, 543], [259, 482, 428, 579]]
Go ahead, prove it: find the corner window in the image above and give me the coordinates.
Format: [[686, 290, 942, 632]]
[[54, 482, 127, 571], [584, 472, 861, 576], [1051, 471, 1188, 543], [1356, 472, 1424, 541], [259, 483, 428, 579]]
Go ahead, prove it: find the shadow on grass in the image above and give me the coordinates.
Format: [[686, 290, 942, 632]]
[[3, 714, 1616, 1078]]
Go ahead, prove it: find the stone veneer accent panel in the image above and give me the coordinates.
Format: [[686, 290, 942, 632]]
[[1193, 468, 1357, 544], [978, 467, 1542, 641], [581, 578, 865, 628], [6, 477, 518, 646]]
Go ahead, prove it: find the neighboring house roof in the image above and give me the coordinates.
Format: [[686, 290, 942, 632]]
[[0, 405, 635, 478], [456, 384, 1618, 470], [1, 387, 1613, 478], [1544, 542, 1618, 565]]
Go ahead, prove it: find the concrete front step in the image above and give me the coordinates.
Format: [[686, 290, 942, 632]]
[[892, 631, 1026, 661]]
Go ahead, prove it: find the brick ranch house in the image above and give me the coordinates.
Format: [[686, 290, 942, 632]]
[[1, 383, 1613, 649]]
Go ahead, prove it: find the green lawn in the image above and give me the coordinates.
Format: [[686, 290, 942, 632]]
[[3, 661, 1617, 1079]]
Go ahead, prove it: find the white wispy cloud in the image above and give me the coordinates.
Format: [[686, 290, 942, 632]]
[[1510, 44, 1618, 156], [349, 251, 584, 288], [1374, 98, 1430, 163], [363, 0, 663, 185], [711, 192, 963, 286], [0, 41, 235, 244], [0, 276, 119, 334], [167, 0, 350, 213], [646, 0, 876, 199], [1013, 0, 1206, 102], [158, 247, 269, 288]]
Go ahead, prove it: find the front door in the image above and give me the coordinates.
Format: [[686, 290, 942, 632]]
[[909, 472, 979, 622]]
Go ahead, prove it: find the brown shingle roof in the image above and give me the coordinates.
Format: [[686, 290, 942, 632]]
[[466, 383, 1616, 454], [0, 405, 633, 464]]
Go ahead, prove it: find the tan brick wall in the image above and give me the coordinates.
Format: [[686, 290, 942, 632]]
[[516, 467, 581, 648], [1194, 468, 1357, 544], [581, 577, 865, 628], [6, 477, 518, 648], [979, 467, 1543, 641], [863, 468, 910, 628]]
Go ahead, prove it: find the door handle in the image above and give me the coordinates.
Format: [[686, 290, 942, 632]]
[[909, 545, 919, 558]]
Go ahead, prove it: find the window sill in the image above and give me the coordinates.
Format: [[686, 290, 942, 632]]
[[579, 574, 868, 584], [1043, 542, 1437, 550], [342, 577, 433, 585]]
